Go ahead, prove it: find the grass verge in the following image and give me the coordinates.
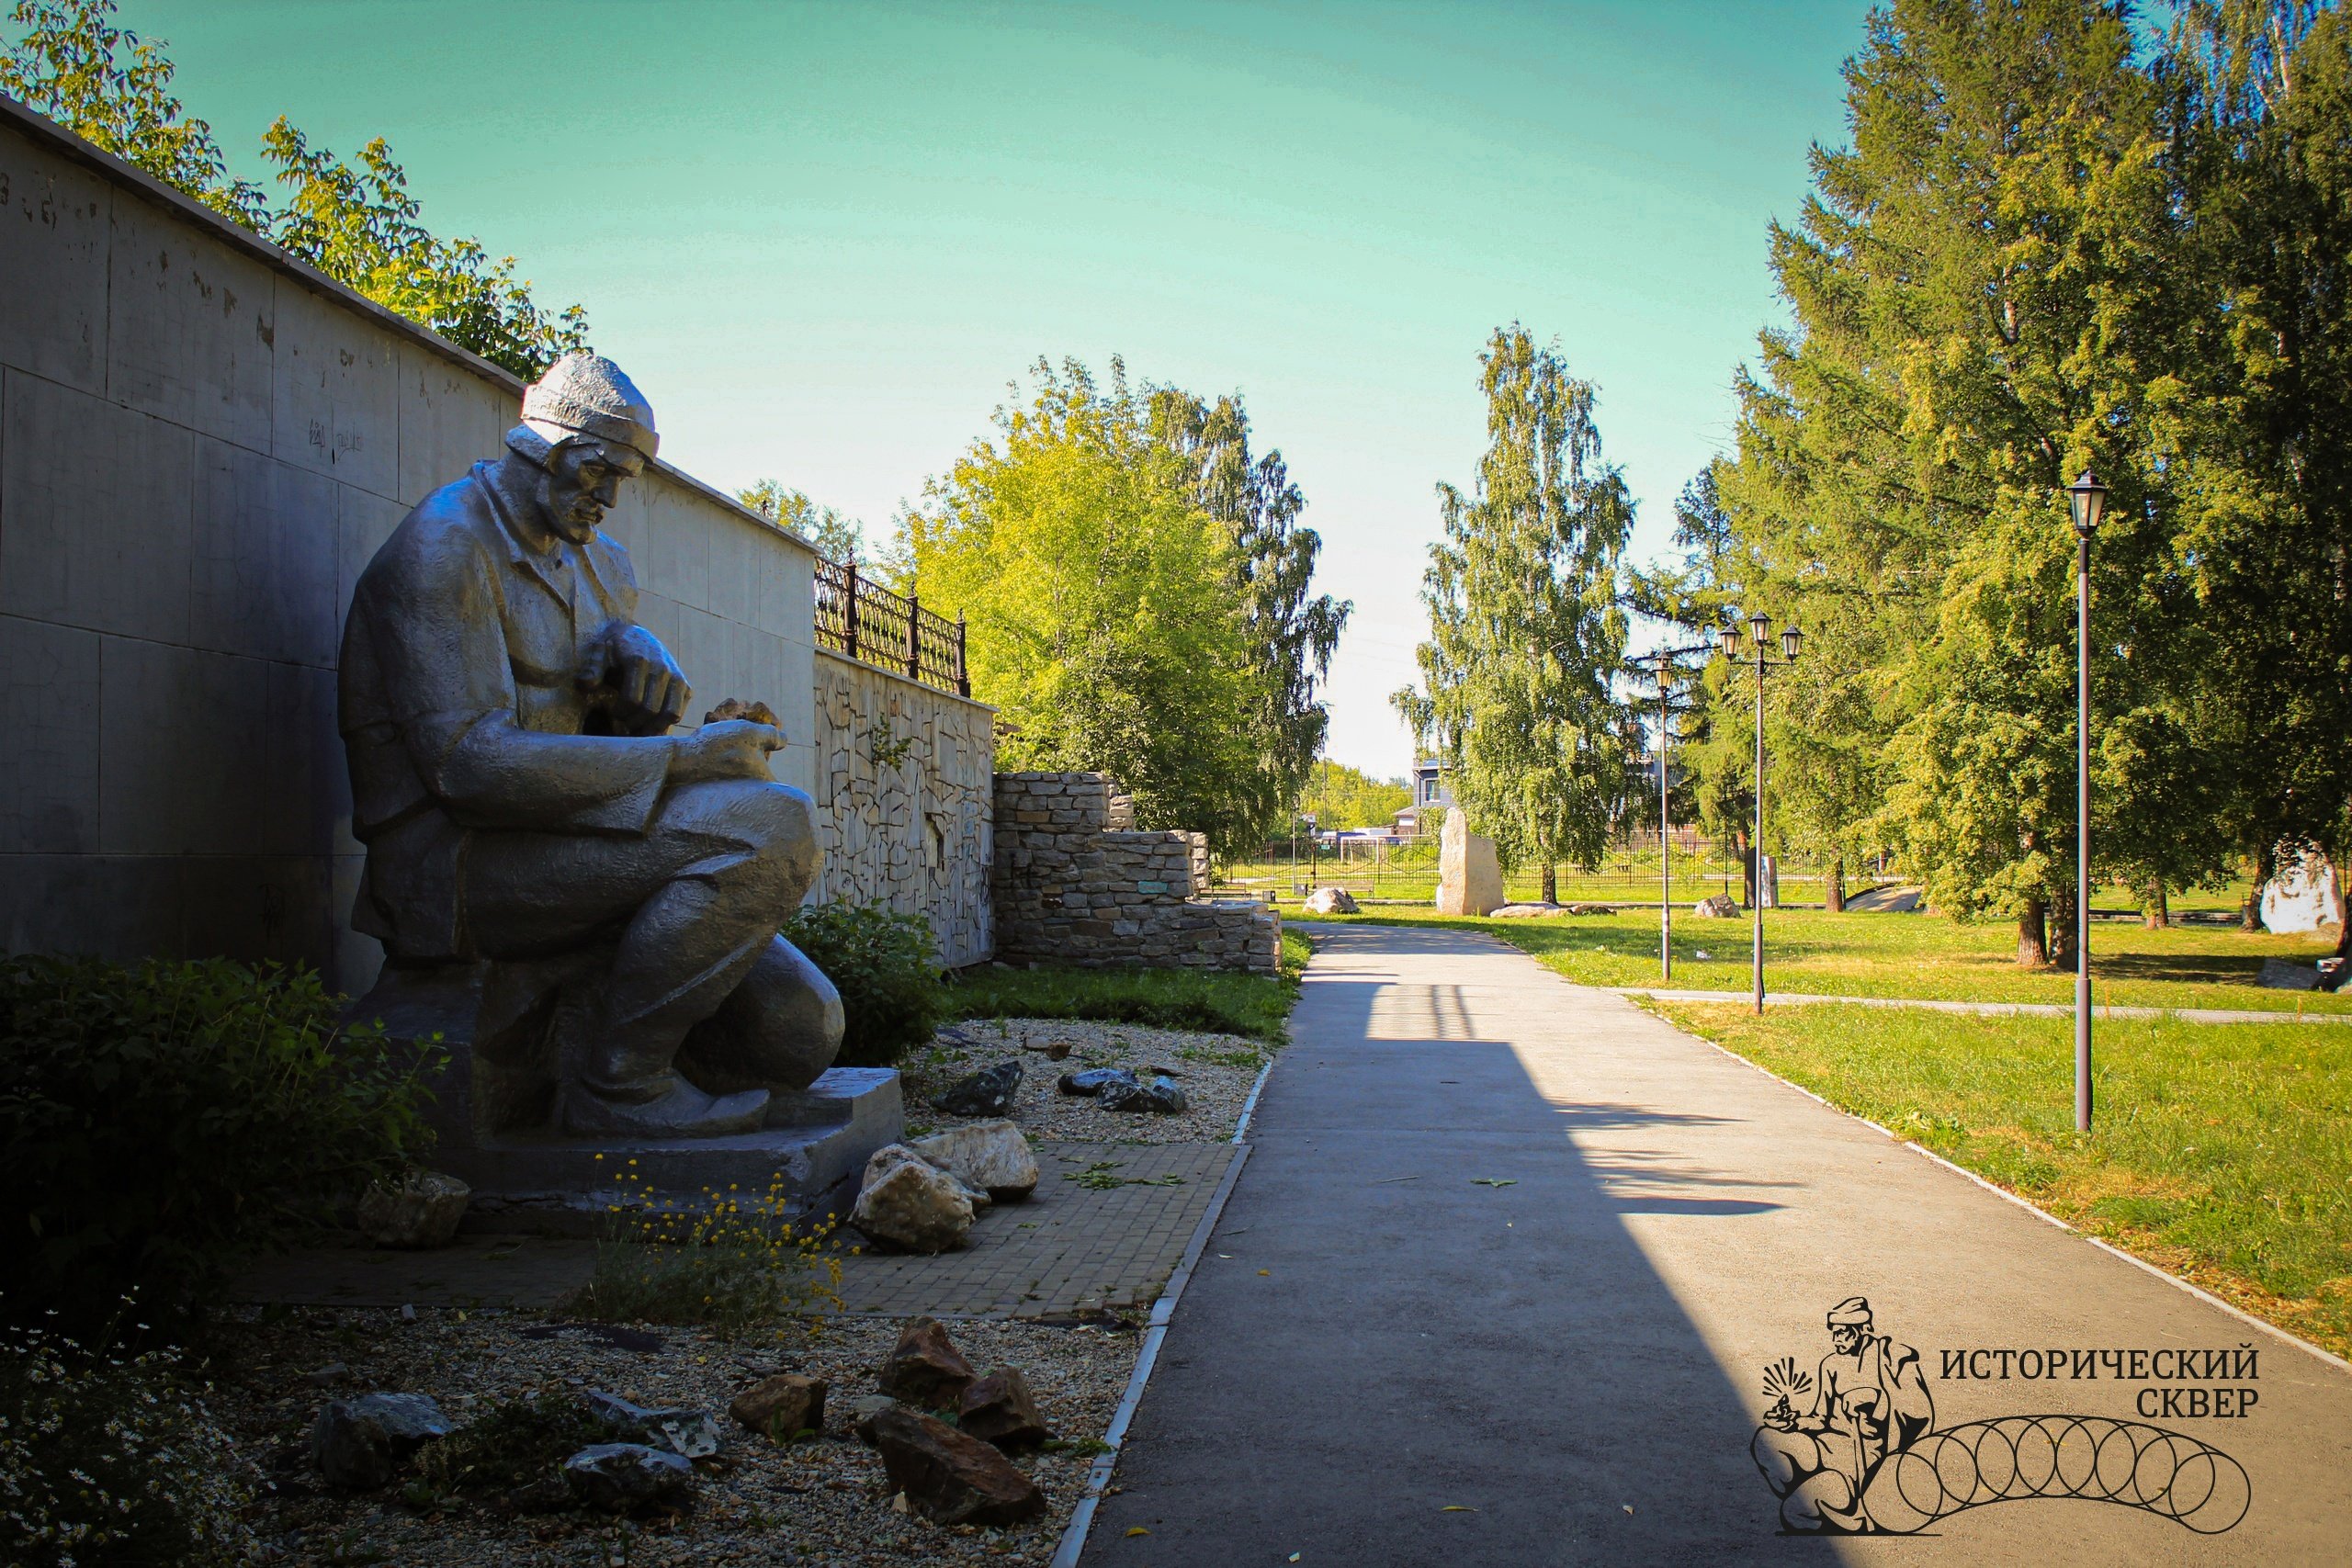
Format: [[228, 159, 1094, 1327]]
[[943, 927, 1312, 1043], [1656, 1000, 2352, 1360], [1296, 906, 2352, 1014]]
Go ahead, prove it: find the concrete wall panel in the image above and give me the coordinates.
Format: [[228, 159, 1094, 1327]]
[[0, 126, 108, 394], [191, 437, 339, 665], [271, 279, 400, 497], [98, 637, 268, 856], [0, 614, 101, 852], [104, 194, 275, 450], [395, 341, 510, 506]]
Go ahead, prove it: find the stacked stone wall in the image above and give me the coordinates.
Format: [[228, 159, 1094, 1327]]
[[991, 772, 1278, 975], [811, 650, 994, 967]]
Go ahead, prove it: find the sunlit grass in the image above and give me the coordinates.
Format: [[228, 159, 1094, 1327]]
[[1657, 1001, 2352, 1359], [1297, 905, 2351, 1014], [941, 927, 1311, 1043]]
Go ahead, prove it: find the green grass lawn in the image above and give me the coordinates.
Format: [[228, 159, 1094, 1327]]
[[1295, 905, 2352, 1014], [942, 927, 1312, 1043], [1656, 1001, 2352, 1360]]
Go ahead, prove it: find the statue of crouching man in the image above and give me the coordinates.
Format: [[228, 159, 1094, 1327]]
[[340, 352, 842, 1139]]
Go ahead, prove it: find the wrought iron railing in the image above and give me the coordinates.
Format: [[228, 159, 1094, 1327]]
[[813, 558, 969, 697]]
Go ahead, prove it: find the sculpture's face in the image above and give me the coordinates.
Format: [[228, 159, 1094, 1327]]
[[540, 439, 646, 544], [1828, 1323, 1866, 1356]]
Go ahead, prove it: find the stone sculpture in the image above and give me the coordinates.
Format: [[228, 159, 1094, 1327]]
[[340, 353, 842, 1139]]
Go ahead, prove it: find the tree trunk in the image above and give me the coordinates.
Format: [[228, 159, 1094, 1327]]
[[2336, 853, 2350, 959], [2243, 842, 2275, 932], [1738, 835, 1756, 908], [1541, 862, 1557, 906], [1826, 857, 1846, 913], [2142, 882, 2169, 931], [2048, 886, 2080, 973], [2018, 897, 2048, 968]]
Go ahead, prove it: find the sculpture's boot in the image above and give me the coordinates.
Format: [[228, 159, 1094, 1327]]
[[562, 1073, 768, 1138]]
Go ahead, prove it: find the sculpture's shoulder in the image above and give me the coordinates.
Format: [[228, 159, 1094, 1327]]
[[589, 526, 638, 589], [356, 468, 503, 607]]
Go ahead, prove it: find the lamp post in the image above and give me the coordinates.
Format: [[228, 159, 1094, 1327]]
[[1646, 645, 1715, 981], [1721, 615, 1802, 1015], [2065, 468, 2108, 1133]]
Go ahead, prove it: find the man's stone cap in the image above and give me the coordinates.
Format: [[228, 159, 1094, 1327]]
[[1826, 1296, 1871, 1325], [521, 351, 659, 460]]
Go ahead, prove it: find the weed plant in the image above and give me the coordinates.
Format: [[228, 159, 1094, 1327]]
[[411, 1386, 605, 1495], [566, 1158, 847, 1339]]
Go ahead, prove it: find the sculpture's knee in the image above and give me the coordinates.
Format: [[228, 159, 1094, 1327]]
[[682, 935, 842, 1093], [740, 784, 820, 906]]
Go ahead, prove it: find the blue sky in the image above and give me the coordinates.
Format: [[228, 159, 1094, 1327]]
[[136, 0, 1865, 780]]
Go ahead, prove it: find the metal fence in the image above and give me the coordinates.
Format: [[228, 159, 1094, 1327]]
[[813, 558, 970, 697]]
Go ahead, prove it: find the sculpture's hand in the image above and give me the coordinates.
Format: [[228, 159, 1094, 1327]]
[[582, 623, 690, 735], [673, 718, 785, 784]]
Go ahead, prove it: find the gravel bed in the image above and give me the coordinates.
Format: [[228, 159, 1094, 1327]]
[[904, 1017, 1272, 1144], [211, 1305, 1138, 1565]]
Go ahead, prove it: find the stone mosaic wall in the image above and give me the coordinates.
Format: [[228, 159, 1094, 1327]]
[[992, 772, 1279, 974], [810, 651, 995, 968]]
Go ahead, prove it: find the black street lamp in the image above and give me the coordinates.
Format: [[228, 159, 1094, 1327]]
[[1722, 615, 1801, 1014], [2065, 468, 2108, 1133]]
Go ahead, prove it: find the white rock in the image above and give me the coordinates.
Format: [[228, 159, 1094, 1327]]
[[1301, 886, 1358, 915], [1694, 894, 1741, 918], [1435, 813, 1505, 917], [908, 1120, 1040, 1201], [852, 1145, 975, 1253]]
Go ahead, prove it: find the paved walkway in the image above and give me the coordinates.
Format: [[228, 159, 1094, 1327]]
[[1611, 987, 2352, 1024], [233, 1142, 1236, 1320], [1084, 924, 2352, 1565]]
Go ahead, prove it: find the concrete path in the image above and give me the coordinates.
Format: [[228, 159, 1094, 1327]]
[[1611, 987, 2352, 1025], [1082, 924, 2352, 1566]]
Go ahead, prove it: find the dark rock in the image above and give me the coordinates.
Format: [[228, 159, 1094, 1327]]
[[729, 1373, 828, 1440], [876, 1316, 976, 1410], [520, 1322, 665, 1353], [957, 1368, 1053, 1450], [855, 1404, 1047, 1526], [1566, 902, 1617, 916], [1057, 1066, 1139, 1097], [301, 1362, 350, 1387], [355, 1170, 470, 1249], [561, 1443, 695, 1513], [508, 1474, 576, 1513], [1695, 894, 1741, 919], [311, 1393, 451, 1490], [2259, 957, 2324, 991], [1099, 1074, 1189, 1114], [932, 1060, 1024, 1115], [583, 1390, 722, 1459], [2323, 958, 2349, 993]]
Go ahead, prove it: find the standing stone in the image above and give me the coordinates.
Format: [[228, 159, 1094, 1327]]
[[1435, 812, 1505, 917]]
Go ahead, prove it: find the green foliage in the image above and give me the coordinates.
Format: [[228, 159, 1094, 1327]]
[[944, 942, 1306, 1043], [0, 955, 437, 1329], [1, 0, 589, 378], [1295, 760, 1411, 835], [1396, 325, 1634, 895], [782, 903, 945, 1067], [568, 1164, 844, 1339], [411, 1388, 605, 1495], [902, 358, 1339, 857], [738, 479, 866, 566], [0, 1319, 261, 1566]]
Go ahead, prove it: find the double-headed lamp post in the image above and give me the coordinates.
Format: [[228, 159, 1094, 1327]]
[[1720, 614, 1803, 1015], [2066, 468, 2109, 1133]]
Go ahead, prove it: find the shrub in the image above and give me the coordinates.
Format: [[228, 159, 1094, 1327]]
[[0, 1315, 260, 1567], [944, 949, 1306, 1043], [412, 1387, 606, 1496], [781, 903, 945, 1067], [0, 955, 438, 1330], [567, 1161, 846, 1339]]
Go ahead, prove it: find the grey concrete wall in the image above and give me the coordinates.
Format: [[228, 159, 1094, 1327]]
[[811, 650, 995, 968], [0, 101, 824, 995]]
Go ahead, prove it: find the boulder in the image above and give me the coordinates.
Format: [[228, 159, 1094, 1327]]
[[1057, 1066, 1139, 1097], [1489, 903, 1561, 919], [932, 1060, 1024, 1116], [355, 1170, 470, 1249], [908, 1120, 1040, 1201], [852, 1145, 975, 1254], [1099, 1075, 1188, 1114], [2260, 845, 2345, 934], [1566, 903, 1616, 917], [1695, 894, 1741, 919], [2258, 957, 2324, 992], [311, 1393, 451, 1490], [856, 1404, 1046, 1527], [876, 1316, 977, 1409], [1302, 886, 1358, 915], [957, 1368, 1053, 1450], [584, 1390, 723, 1459], [1435, 813, 1505, 916], [561, 1443, 695, 1513], [729, 1373, 828, 1441]]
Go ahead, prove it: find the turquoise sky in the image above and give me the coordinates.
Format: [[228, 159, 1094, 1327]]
[[138, 0, 1864, 782]]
